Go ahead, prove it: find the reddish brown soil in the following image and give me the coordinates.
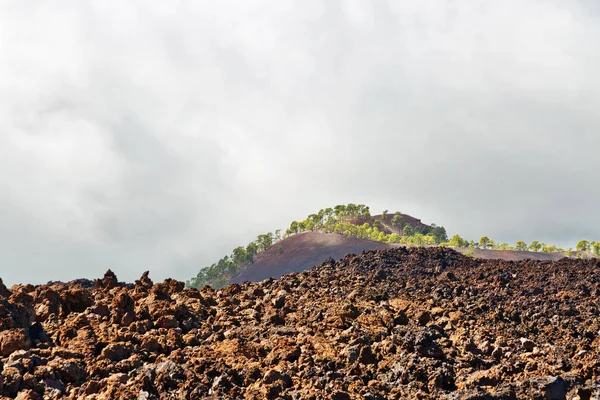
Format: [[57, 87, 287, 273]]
[[461, 248, 565, 262], [1, 248, 599, 399], [231, 232, 394, 284], [231, 232, 569, 285]]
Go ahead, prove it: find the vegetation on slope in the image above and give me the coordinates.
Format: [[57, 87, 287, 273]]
[[186, 203, 447, 288], [444, 234, 600, 259], [186, 203, 600, 289]]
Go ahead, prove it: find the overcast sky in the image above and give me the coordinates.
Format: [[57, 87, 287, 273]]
[[1, 0, 599, 285]]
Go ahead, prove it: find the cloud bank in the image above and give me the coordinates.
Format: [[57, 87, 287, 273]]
[[1, 0, 599, 284]]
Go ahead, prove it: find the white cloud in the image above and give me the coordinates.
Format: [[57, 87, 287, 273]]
[[0, 0, 599, 284]]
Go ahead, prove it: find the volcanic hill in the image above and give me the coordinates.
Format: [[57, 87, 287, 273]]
[[1, 247, 599, 399], [195, 205, 571, 289]]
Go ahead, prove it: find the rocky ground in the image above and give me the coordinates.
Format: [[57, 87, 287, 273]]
[[0, 247, 599, 399]]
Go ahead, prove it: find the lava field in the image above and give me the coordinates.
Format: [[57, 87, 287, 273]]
[[1, 247, 599, 399]]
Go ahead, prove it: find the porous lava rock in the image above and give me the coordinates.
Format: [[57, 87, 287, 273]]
[[0, 247, 599, 399]]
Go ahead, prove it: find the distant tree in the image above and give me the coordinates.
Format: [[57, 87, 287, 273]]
[[407, 233, 427, 247], [303, 220, 315, 232], [430, 225, 448, 244], [479, 236, 490, 250], [403, 225, 415, 237], [246, 242, 258, 261], [346, 203, 358, 217], [387, 233, 401, 243], [227, 261, 238, 274], [593, 242, 600, 256], [515, 241, 528, 251], [576, 240, 591, 253], [257, 233, 274, 251], [232, 246, 248, 265], [448, 234, 467, 248], [307, 214, 320, 230], [274, 229, 282, 241], [392, 213, 405, 230], [565, 248, 573, 257], [529, 240, 542, 252], [276, 245, 283, 254], [289, 221, 300, 235], [382, 209, 388, 221]]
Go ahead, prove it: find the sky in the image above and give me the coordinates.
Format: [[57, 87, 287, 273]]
[[1, 0, 600, 285]]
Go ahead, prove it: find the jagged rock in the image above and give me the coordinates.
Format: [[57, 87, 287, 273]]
[[0, 248, 599, 398], [0, 329, 28, 357], [0, 279, 11, 298], [519, 337, 536, 351], [135, 271, 153, 290], [97, 270, 118, 290]]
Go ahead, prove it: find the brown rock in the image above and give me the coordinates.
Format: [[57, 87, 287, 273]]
[[97, 269, 118, 289], [0, 278, 11, 298], [0, 329, 28, 357]]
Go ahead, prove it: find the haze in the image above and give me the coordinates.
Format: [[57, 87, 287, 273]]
[[1, 1, 599, 285]]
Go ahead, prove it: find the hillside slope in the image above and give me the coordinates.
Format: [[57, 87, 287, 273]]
[[231, 234, 568, 284], [460, 248, 565, 261], [188, 204, 595, 288], [229, 232, 396, 283]]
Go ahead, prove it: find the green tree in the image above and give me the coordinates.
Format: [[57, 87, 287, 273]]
[[576, 240, 590, 253], [307, 214, 320, 230], [246, 242, 258, 260], [529, 240, 542, 252], [593, 242, 600, 256], [387, 233, 401, 243], [430, 225, 448, 244], [479, 236, 490, 250], [256, 233, 273, 251], [346, 203, 358, 217], [448, 234, 467, 248], [232, 246, 248, 265], [289, 221, 300, 235], [565, 248, 573, 257], [391, 213, 405, 230], [298, 221, 306, 232], [515, 240, 528, 251], [403, 225, 415, 237]]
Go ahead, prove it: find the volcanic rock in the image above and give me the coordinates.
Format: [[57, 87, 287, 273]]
[[0, 247, 598, 398]]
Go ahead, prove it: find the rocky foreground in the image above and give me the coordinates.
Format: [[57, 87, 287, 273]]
[[1, 248, 599, 399]]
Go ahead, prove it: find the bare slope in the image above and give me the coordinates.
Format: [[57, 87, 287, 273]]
[[230, 235, 566, 285], [460, 248, 565, 261], [229, 232, 394, 283]]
